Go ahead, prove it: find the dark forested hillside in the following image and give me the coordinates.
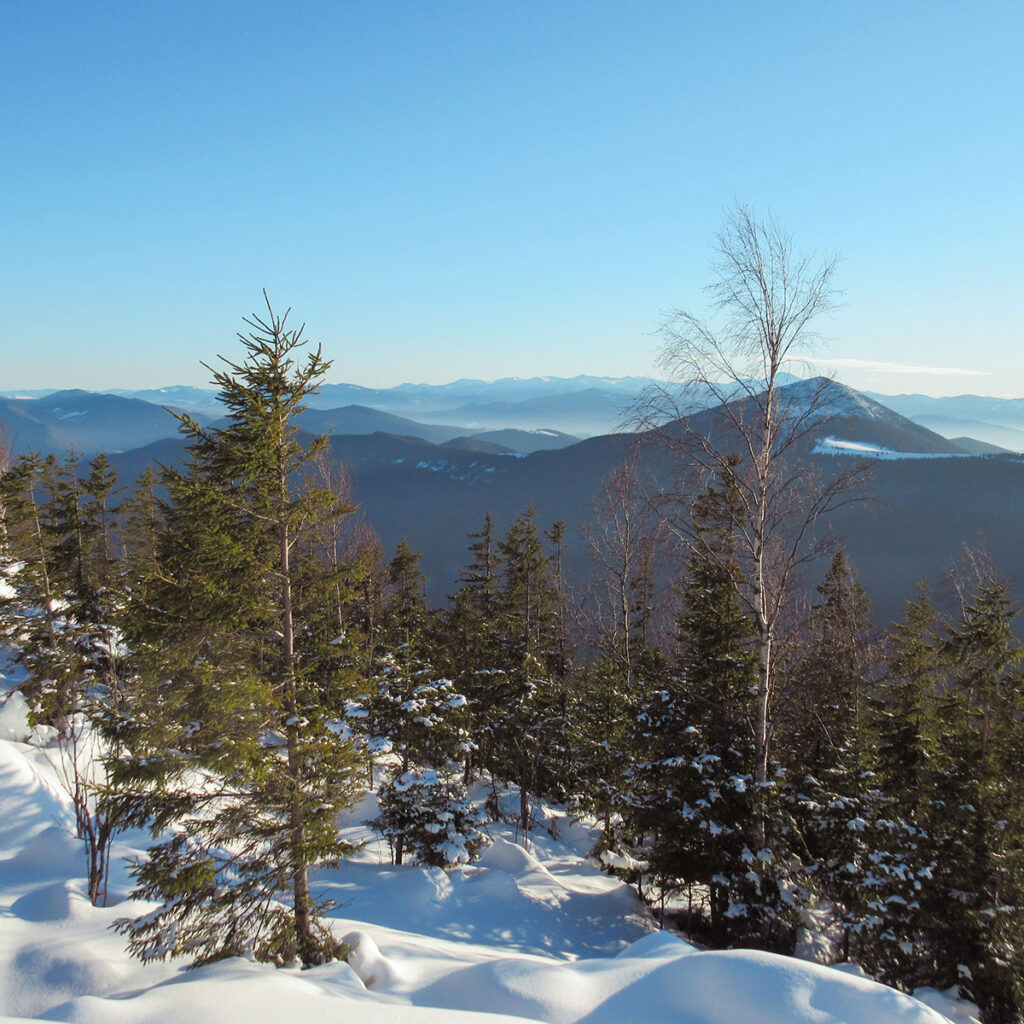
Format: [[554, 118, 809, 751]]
[[100, 380, 1024, 629]]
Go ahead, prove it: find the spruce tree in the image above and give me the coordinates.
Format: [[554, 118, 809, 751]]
[[0, 452, 128, 727], [853, 585, 942, 989], [353, 645, 484, 868], [492, 508, 568, 832], [930, 578, 1024, 1022], [0, 450, 131, 904], [0, 453, 67, 718], [442, 513, 501, 783], [633, 462, 781, 947], [782, 551, 878, 956], [112, 297, 363, 968]]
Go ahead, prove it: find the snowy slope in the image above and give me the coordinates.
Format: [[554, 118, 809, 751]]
[[813, 438, 975, 460], [0, 692, 975, 1024]]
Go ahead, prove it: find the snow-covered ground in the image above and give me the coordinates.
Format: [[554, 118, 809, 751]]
[[0, 689, 980, 1024], [813, 437, 975, 460]]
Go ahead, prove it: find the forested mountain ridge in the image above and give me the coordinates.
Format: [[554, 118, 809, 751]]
[[88, 376, 1023, 632]]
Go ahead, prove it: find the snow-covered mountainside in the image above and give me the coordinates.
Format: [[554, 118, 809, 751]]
[[0, 690, 977, 1024], [780, 377, 946, 430]]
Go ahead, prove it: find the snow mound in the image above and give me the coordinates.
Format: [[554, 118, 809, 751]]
[[344, 930, 409, 989], [10, 879, 88, 922], [405, 940, 951, 1024], [38, 956, 530, 1024], [0, 690, 31, 742], [480, 835, 545, 874], [614, 930, 699, 958], [3, 941, 133, 1020], [2, 824, 82, 881]]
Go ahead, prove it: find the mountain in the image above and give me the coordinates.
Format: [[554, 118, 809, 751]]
[[3, 376, 792, 449], [15, 376, 1024, 632], [419, 388, 638, 437], [462, 428, 580, 453], [777, 378, 971, 454], [313, 379, 1022, 627], [310, 377, 658, 436], [0, 390, 208, 456], [365, 374, 654, 406], [103, 385, 223, 418], [105, 377, 1024, 632], [0, 389, 584, 459], [0, 396, 78, 454], [308, 375, 655, 418], [440, 437, 515, 455], [0, 388, 58, 400], [949, 436, 1010, 455], [865, 391, 1024, 452], [293, 406, 467, 445]]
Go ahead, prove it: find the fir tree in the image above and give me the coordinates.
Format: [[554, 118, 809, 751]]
[[0, 451, 132, 904], [350, 643, 477, 865], [492, 508, 569, 833], [0, 453, 66, 717], [852, 585, 942, 988], [0, 452, 129, 727], [633, 461, 785, 947], [370, 767, 488, 868], [112, 296, 363, 968], [928, 577, 1024, 1022], [781, 551, 878, 956], [442, 513, 501, 782]]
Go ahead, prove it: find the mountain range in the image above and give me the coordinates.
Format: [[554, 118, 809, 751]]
[[5, 375, 1024, 455], [59, 376, 1020, 632], [864, 391, 1024, 452]]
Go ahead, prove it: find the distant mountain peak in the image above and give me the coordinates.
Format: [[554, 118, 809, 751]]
[[778, 376, 904, 423]]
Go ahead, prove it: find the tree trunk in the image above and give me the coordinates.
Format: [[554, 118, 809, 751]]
[[279, 452, 317, 966]]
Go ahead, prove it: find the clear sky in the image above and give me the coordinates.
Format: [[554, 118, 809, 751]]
[[2, 1, 1022, 397]]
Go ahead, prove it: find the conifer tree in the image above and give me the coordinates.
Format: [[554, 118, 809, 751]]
[[371, 766, 488, 868], [850, 585, 942, 988], [572, 462, 666, 860], [346, 538, 486, 868], [781, 551, 878, 953], [636, 460, 778, 946], [874, 585, 939, 817], [0, 450, 132, 904], [442, 513, 501, 782], [354, 650, 483, 868], [112, 296, 363, 968], [0, 453, 66, 716], [0, 452, 128, 727], [928, 577, 1024, 1021], [492, 507, 568, 832]]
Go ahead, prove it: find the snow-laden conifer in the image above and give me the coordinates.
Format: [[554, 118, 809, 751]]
[[111, 296, 363, 967]]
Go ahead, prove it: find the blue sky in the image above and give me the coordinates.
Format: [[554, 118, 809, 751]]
[[2, 1, 1021, 396]]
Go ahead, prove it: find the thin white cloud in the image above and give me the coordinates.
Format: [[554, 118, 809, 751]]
[[811, 358, 990, 377]]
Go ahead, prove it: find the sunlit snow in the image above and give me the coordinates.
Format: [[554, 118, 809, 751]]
[[0, 685, 976, 1024]]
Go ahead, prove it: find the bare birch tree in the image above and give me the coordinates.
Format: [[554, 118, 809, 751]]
[[637, 203, 868, 793], [580, 456, 667, 684]]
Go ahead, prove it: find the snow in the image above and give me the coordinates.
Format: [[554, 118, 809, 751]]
[[814, 437, 973, 460], [0, 692, 974, 1024]]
